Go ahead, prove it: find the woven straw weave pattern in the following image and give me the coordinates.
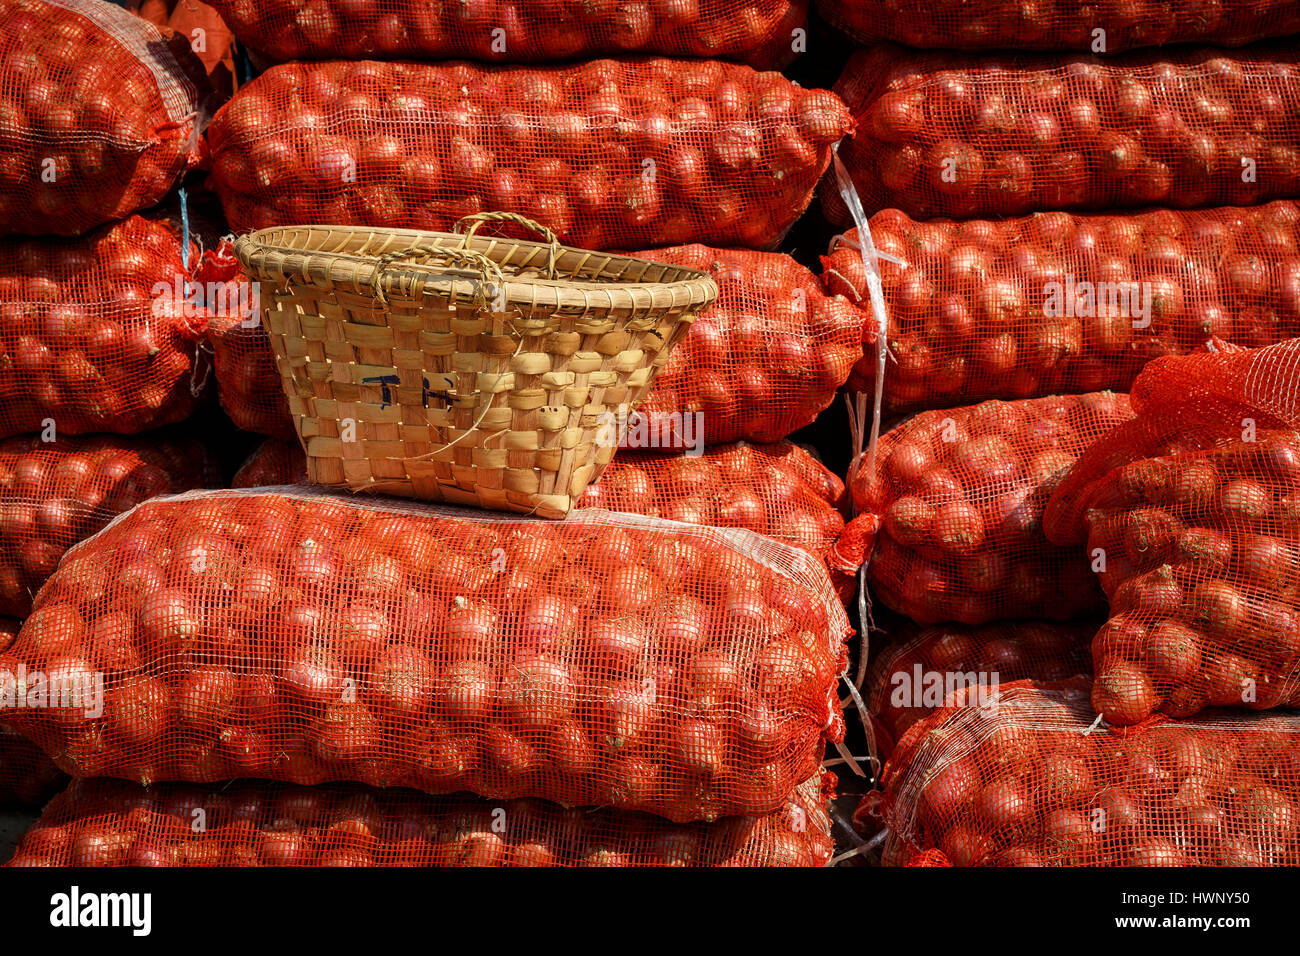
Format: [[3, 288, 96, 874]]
[[236, 223, 717, 518]]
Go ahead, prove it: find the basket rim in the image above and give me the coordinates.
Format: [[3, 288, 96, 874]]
[[233, 224, 720, 313]]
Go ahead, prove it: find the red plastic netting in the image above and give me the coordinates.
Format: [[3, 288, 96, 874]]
[[194, 241, 295, 440], [7, 771, 833, 866], [1, 487, 850, 822], [629, 245, 863, 447], [206, 0, 807, 69], [232, 438, 307, 489], [827, 45, 1300, 223], [0, 433, 216, 616], [821, 203, 1300, 412], [1045, 341, 1300, 725], [207, 58, 851, 251], [816, 0, 1300, 53], [866, 618, 1095, 757], [228, 439, 858, 601], [848, 392, 1133, 625], [581, 441, 854, 601], [0, 617, 68, 808], [0, 216, 209, 438], [880, 678, 1300, 866], [0, 0, 209, 236]]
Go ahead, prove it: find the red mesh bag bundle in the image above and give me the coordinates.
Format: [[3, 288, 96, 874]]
[[0, 617, 67, 808], [866, 618, 1095, 756], [628, 246, 863, 446], [581, 440, 853, 601], [8, 771, 834, 867], [0, 216, 209, 438], [879, 679, 1300, 866], [228, 439, 858, 598], [194, 242, 295, 440], [816, 0, 1300, 53], [206, 0, 807, 69], [0, 0, 209, 236], [0, 433, 216, 616], [821, 203, 1300, 412], [232, 438, 307, 489], [848, 392, 1132, 625], [207, 59, 851, 250], [1045, 341, 1300, 725], [827, 45, 1300, 223], [2, 488, 850, 822]]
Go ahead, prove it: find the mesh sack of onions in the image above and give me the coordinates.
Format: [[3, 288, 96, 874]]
[[1, 487, 850, 822], [865, 618, 1095, 757], [816, 0, 1300, 53], [207, 58, 851, 251], [0, 216, 210, 438], [0, 433, 216, 617], [0, 0, 209, 236], [821, 202, 1300, 412], [195, 241, 295, 441], [629, 245, 863, 447], [205, 0, 808, 69], [230, 439, 859, 602], [1045, 341, 1300, 725], [847, 391, 1133, 625], [878, 678, 1300, 866], [0, 617, 67, 807], [7, 771, 835, 866], [581, 440, 855, 602], [826, 44, 1300, 223], [232, 438, 307, 489]]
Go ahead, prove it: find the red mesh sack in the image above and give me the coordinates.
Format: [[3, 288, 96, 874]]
[[1045, 341, 1300, 725], [821, 203, 1300, 412], [880, 678, 1300, 866], [207, 59, 851, 251], [867, 618, 1095, 755], [581, 440, 853, 601], [195, 242, 295, 440], [848, 392, 1133, 625], [0, 216, 209, 438], [8, 771, 834, 867], [827, 45, 1300, 223], [0, 433, 217, 616], [627, 246, 863, 446], [2, 487, 850, 822], [0, 617, 68, 808], [205, 0, 807, 69], [816, 0, 1300, 53], [232, 438, 308, 489], [0, 0, 210, 236]]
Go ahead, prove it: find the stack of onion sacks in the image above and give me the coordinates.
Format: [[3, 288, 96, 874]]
[[1046, 340, 1300, 725]]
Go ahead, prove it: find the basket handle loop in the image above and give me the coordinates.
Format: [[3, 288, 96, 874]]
[[455, 212, 560, 280], [369, 244, 505, 309]]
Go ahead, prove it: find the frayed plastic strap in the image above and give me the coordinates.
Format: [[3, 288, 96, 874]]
[[830, 146, 901, 486], [830, 734, 867, 778], [179, 188, 191, 272], [1082, 712, 1105, 736]]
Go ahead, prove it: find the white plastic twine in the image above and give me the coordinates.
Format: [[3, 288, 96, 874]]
[[829, 146, 903, 484]]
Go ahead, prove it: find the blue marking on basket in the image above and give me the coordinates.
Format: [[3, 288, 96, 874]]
[[363, 375, 457, 409]]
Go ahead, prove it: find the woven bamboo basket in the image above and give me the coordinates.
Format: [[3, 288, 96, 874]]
[[232, 214, 718, 518]]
